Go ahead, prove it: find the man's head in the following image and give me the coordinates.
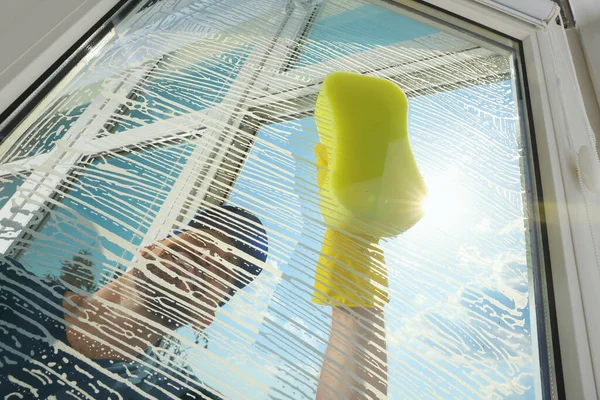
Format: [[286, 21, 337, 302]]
[[136, 205, 268, 330], [185, 205, 268, 291]]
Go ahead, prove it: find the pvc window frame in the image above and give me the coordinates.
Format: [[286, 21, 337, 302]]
[[0, 0, 597, 399], [521, 28, 600, 400]]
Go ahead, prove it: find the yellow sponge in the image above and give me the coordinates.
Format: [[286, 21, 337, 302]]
[[314, 72, 427, 238]]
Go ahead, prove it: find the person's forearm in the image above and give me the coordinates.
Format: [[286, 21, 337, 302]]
[[317, 307, 387, 400], [64, 250, 217, 361], [64, 269, 169, 361]]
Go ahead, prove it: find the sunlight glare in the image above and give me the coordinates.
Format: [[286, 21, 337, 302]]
[[419, 167, 466, 230]]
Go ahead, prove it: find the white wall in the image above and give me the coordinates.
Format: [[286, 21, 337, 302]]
[[568, 0, 600, 27], [0, 0, 119, 117], [568, 0, 600, 147], [567, 29, 600, 149]]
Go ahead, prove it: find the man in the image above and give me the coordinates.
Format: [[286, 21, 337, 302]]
[[0, 205, 268, 399], [1, 204, 387, 399]]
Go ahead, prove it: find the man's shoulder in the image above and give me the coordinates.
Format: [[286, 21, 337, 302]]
[[3, 256, 48, 284], [0, 256, 38, 287], [0, 256, 69, 308], [0, 256, 26, 272]]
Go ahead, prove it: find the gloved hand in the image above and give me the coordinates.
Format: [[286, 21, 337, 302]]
[[312, 143, 389, 308], [311, 72, 426, 307]]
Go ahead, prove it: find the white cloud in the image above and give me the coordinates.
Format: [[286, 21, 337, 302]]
[[475, 217, 492, 233], [499, 218, 526, 235]]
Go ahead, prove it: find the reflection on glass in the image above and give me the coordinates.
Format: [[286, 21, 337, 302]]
[[2, 103, 90, 163], [108, 46, 252, 134], [17, 142, 194, 281], [0, 0, 545, 399], [1, 0, 262, 156]]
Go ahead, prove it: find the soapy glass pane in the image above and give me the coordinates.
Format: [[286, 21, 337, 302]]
[[15, 141, 194, 283], [107, 46, 251, 134], [0, 2, 292, 399], [1, 103, 90, 163], [218, 1, 539, 394], [0, 0, 546, 399]]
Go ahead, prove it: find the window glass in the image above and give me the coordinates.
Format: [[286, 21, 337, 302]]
[[1, 103, 90, 163], [1, 0, 266, 158], [108, 46, 252, 134], [0, 0, 551, 399], [224, 76, 536, 398]]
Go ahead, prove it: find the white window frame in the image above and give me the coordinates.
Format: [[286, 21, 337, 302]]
[[0, 0, 598, 399]]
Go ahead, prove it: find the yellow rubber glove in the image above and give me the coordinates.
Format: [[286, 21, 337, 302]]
[[313, 143, 389, 308]]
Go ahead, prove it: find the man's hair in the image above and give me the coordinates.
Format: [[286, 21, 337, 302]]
[[185, 205, 268, 291]]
